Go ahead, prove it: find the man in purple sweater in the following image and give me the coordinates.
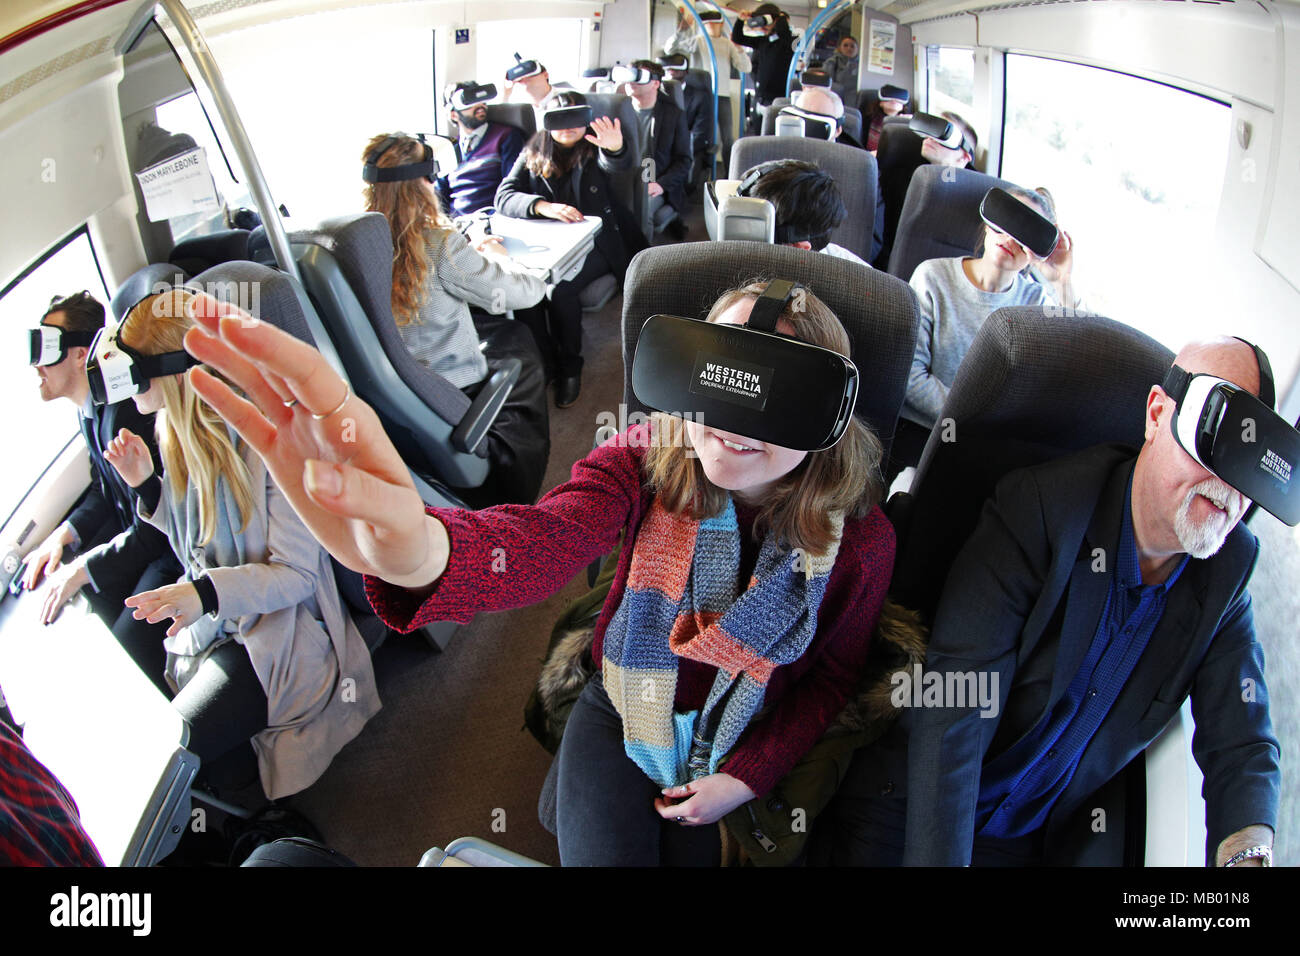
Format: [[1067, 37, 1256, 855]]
[[439, 81, 525, 218]]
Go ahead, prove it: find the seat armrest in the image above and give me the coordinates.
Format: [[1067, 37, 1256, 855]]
[[450, 358, 520, 455]]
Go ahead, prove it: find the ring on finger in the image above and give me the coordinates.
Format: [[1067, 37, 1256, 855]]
[[311, 384, 351, 421]]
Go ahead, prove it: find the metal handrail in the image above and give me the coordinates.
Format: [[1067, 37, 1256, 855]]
[[115, 0, 299, 282]]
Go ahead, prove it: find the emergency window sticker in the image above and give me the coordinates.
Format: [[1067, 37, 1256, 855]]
[[689, 352, 773, 411]]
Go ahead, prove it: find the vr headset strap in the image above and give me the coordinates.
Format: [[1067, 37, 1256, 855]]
[[135, 349, 200, 380], [1232, 337, 1275, 410], [1160, 364, 1192, 405], [748, 280, 796, 334]]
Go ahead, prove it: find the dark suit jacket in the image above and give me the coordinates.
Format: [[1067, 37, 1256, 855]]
[[645, 94, 692, 214], [65, 399, 178, 600], [902, 444, 1280, 865], [495, 142, 647, 278]]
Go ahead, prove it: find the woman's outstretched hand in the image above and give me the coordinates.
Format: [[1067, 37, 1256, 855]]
[[585, 115, 624, 153], [181, 293, 448, 591]]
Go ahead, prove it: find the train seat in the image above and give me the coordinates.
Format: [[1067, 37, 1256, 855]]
[[729, 137, 878, 263], [886, 164, 1016, 283], [111, 262, 190, 321], [167, 228, 250, 276], [484, 102, 535, 139], [873, 122, 927, 269], [287, 212, 527, 506], [889, 306, 1172, 621], [661, 77, 686, 110]]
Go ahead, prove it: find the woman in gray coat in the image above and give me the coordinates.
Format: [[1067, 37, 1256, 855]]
[[104, 289, 380, 800]]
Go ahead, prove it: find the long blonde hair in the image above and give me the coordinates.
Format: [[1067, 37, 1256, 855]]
[[361, 134, 454, 326], [121, 290, 254, 546], [642, 281, 885, 556]]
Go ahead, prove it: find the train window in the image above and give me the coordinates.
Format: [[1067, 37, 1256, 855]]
[[925, 46, 974, 117], [1000, 54, 1230, 348], [0, 228, 110, 517], [476, 19, 587, 89]]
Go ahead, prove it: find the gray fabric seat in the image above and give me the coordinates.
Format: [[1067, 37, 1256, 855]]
[[288, 213, 517, 497], [761, 96, 862, 143], [619, 241, 920, 456], [484, 102, 535, 139], [168, 229, 249, 277], [662, 77, 686, 110], [890, 307, 1173, 620], [111, 262, 188, 321], [585, 91, 649, 242], [729, 137, 877, 263], [886, 164, 1015, 282]]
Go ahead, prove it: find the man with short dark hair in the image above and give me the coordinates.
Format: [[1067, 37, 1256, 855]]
[[24, 291, 180, 694], [825, 337, 1281, 867], [743, 160, 868, 266], [440, 81, 524, 217], [504, 56, 572, 132], [657, 53, 713, 193], [623, 59, 692, 240]]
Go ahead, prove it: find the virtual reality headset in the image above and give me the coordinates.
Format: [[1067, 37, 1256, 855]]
[[85, 302, 201, 407], [29, 325, 96, 367], [447, 82, 497, 112], [506, 54, 544, 83], [583, 67, 612, 79], [698, 10, 723, 22], [910, 112, 971, 153], [800, 69, 832, 89], [1161, 351, 1299, 526], [631, 280, 858, 451], [878, 84, 910, 103], [979, 187, 1059, 259], [611, 63, 661, 85], [362, 133, 458, 184], [543, 104, 594, 131], [657, 54, 689, 72], [746, 14, 773, 29], [775, 105, 838, 140]]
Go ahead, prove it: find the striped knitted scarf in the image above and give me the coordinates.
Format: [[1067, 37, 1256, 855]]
[[601, 495, 844, 788]]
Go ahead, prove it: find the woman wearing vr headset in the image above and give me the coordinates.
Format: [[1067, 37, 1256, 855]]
[[99, 289, 380, 801], [893, 185, 1081, 477], [184, 280, 896, 866], [496, 91, 648, 408], [362, 133, 551, 505]]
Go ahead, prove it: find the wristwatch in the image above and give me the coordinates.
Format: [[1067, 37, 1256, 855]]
[[1222, 845, 1272, 867]]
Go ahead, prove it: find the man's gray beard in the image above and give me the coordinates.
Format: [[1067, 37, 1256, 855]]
[[1173, 478, 1239, 559]]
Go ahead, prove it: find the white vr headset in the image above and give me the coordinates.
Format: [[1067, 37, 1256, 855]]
[[611, 64, 659, 85], [1161, 346, 1299, 526], [775, 105, 838, 140], [28, 324, 96, 367]]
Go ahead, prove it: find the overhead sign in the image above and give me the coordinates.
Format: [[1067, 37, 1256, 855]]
[[134, 146, 220, 222]]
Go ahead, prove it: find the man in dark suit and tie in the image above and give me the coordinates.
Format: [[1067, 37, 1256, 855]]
[[24, 291, 181, 693], [824, 336, 1281, 867]]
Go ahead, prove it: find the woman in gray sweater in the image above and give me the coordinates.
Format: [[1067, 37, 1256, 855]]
[[902, 186, 1081, 431], [363, 133, 551, 504]]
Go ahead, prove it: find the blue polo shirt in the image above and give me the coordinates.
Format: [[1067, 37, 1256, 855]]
[[974, 476, 1189, 839]]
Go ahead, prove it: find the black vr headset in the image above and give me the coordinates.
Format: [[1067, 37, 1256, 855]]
[[704, 160, 835, 248], [698, 9, 723, 22], [1161, 344, 1299, 526], [85, 293, 201, 406], [746, 13, 774, 30], [362, 132, 457, 184], [657, 54, 689, 72], [542, 104, 593, 131], [583, 67, 612, 79], [29, 324, 96, 367], [979, 187, 1059, 259], [631, 280, 858, 451], [910, 112, 972, 153], [506, 53, 544, 83], [612, 63, 661, 85], [775, 105, 838, 140], [800, 69, 832, 89], [446, 81, 497, 112], [878, 84, 910, 103]]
